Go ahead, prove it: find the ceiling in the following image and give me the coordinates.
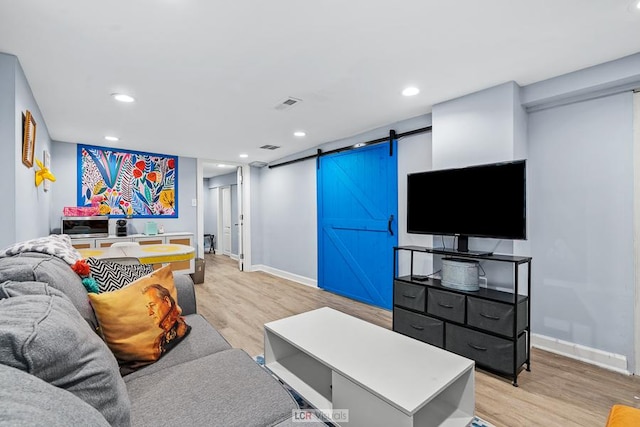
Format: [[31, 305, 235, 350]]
[[1, 1, 640, 174]]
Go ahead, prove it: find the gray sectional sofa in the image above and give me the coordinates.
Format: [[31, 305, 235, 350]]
[[0, 252, 304, 427]]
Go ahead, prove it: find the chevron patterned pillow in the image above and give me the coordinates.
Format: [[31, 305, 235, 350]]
[[87, 258, 154, 293]]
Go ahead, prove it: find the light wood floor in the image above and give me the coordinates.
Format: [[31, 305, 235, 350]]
[[195, 254, 640, 427]]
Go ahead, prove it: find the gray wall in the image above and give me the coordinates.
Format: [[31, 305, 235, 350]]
[[0, 53, 53, 248], [528, 92, 634, 366], [50, 141, 198, 242], [396, 131, 433, 276], [250, 166, 264, 264], [0, 54, 16, 248], [431, 81, 529, 289], [432, 81, 526, 170], [253, 158, 317, 278], [251, 114, 433, 281], [208, 171, 237, 188]]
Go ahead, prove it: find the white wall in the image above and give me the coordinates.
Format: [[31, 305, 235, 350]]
[[50, 141, 199, 241], [528, 92, 635, 370]]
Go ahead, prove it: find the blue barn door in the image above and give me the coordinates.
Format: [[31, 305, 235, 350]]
[[317, 140, 398, 309]]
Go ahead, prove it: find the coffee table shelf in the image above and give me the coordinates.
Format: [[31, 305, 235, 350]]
[[264, 307, 475, 427]]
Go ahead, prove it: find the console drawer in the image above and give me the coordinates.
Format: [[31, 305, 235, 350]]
[[427, 288, 465, 323], [393, 281, 426, 311], [393, 307, 443, 347], [467, 297, 528, 337], [445, 324, 527, 374]]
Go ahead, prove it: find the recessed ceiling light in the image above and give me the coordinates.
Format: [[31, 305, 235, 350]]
[[104, 136, 119, 142], [293, 131, 306, 137], [239, 154, 249, 158], [111, 93, 135, 103], [637, 0, 640, 9], [402, 87, 420, 97]]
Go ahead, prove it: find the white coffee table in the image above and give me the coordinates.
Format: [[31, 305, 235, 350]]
[[264, 307, 475, 427]]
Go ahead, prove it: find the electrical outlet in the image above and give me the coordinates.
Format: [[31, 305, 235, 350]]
[[191, 198, 197, 207]]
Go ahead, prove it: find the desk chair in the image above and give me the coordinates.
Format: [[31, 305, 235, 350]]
[[204, 234, 215, 254], [111, 241, 140, 248]]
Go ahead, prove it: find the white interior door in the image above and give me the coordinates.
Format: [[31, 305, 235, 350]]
[[222, 186, 232, 256], [236, 167, 244, 271]]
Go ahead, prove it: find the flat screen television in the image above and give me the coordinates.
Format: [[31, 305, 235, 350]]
[[407, 160, 526, 254]]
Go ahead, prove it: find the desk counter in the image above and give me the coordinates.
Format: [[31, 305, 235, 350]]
[[78, 244, 195, 274]]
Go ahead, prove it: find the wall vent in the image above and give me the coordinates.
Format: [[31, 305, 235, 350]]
[[260, 145, 280, 150], [274, 97, 302, 111]]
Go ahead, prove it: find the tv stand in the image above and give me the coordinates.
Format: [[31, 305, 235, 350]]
[[435, 247, 494, 257], [392, 245, 531, 386], [451, 235, 493, 256]]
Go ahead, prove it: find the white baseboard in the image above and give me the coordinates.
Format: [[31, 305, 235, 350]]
[[531, 333, 630, 375], [250, 264, 318, 288]]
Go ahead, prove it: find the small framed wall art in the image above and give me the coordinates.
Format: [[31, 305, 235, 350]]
[[22, 110, 36, 168]]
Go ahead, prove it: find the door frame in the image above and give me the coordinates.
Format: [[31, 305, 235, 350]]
[[219, 185, 232, 256], [236, 166, 244, 270], [633, 90, 640, 374]]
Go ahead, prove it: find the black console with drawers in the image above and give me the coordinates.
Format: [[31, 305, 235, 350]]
[[392, 246, 532, 386]]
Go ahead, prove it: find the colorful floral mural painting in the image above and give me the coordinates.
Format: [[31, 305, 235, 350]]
[[77, 144, 178, 218]]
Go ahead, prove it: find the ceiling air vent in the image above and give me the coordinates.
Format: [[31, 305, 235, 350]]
[[274, 97, 302, 111], [249, 161, 268, 168], [260, 145, 280, 150]]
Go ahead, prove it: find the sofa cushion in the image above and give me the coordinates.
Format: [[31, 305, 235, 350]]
[[123, 313, 232, 382], [0, 281, 130, 427], [606, 404, 640, 427], [89, 265, 191, 371], [174, 273, 197, 315], [126, 349, 298, 427], [87, 257, 154, 293], [0, 363, 110, 427], [0, 252, 97, 329]]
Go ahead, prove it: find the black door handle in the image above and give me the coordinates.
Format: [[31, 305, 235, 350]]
[[388, 214, 394, 236]]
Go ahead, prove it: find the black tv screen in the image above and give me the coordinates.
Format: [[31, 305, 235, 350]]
[[407, 160, 526, 241]]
